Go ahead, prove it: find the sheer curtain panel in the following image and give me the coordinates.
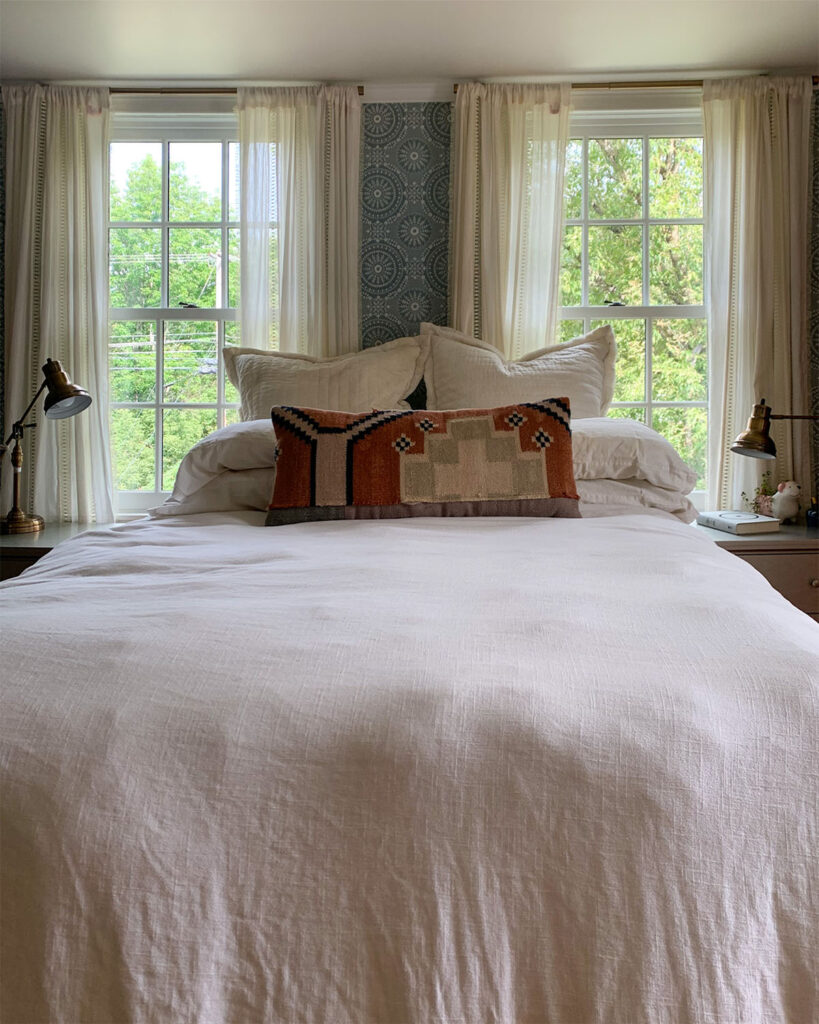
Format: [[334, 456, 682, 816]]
[[703, 76, 813, 508], [450, 82, 571, 359], [2, 86, 114, 523], [237, 86, 360, 357]]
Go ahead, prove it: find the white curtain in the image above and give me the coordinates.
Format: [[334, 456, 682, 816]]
[[450, 82, 571, 359], [237, 86, 360, 356], [703, 76, 812, 509], [2, 85, 114, 523]]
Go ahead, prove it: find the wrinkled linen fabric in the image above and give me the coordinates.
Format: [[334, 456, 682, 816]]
[[1, 512, 817, 1024]]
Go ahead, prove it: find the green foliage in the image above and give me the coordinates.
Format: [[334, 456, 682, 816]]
[[652, 319, 707, 402], [588, 224, 642, 305], [589, 138, 642, 220], [653, 407, 707, 489]]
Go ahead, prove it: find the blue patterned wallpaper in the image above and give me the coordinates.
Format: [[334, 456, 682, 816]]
[[360, 102, 452, 349], [0, 97, 5, 431], [810, 90, 819, 498]]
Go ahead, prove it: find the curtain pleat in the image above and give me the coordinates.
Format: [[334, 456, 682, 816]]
[[450, 82, 571, 359], [703, 76, 812, 509], [237, 86, 360, 356], [2, 85, 113, 523]]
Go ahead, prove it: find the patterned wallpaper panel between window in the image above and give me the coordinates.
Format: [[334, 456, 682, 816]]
[[810, 91, 819, 494], [360, 102, 452, 349]]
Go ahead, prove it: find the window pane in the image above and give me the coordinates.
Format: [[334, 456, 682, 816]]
[[224, 408, 241, 427], [560, 226, 582, 305], [592, 318, 645, 402], [163, 321, 218, 403], [110, 321, 156, 402], [110, 142, 162, 222], [110, 408, 156, 491], [169, 228, 223, 307], [558, 319, 584, 345], [649, 138, 702, 218], [564, 140, 582, 219], [588, 138, 642, 220], [608, 406, 646, 424], [229, 143, 240, 221], [649, 224, 703, 304], [163, 409, 218, 491], [110, 228, 161, 307], [653, 407, 707, 489], [652, 319, 707, 402], [588, 225, 642, 305], [169, 142, 222, 222]]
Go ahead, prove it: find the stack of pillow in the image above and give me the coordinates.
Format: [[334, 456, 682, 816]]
[[153, 323, 697, 523]]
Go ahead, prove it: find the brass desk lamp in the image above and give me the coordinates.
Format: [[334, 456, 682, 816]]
[[731, 399, 818, 460], [0, 359, 92, 534]]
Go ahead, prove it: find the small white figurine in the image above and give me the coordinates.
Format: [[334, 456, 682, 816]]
[[771, 480, 801, 523]]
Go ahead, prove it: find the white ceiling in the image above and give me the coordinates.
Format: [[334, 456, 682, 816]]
[[0, 0, 817, 85]]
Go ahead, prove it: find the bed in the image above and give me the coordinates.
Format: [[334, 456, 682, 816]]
[[1, 329, 818, 1022]]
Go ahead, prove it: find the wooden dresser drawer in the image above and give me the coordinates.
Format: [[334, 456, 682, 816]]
[[736, 551, 819, 615]]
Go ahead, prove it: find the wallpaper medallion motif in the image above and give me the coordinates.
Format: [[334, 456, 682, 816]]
[[360, 102, 452, 349]]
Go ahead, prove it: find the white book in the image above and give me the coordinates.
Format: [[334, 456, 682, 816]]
[[697, 510, 780, 535]]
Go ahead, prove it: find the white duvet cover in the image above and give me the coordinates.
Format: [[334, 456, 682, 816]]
[[1, 512, 817, 1023]]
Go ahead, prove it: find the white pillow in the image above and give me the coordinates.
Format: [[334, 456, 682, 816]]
[[224, 335, 429, 420], [577, 479, 698, 523], [150, 420, 276, 517], [420, 322, 616, 418], [571, 417, 697, 493]]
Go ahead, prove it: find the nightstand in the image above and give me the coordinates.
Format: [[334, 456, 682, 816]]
[[0, 522, 116, 581], [693, 523, 819, 619]]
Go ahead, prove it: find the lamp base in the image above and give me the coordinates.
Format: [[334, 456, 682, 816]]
[[1, 511, 45, 534]]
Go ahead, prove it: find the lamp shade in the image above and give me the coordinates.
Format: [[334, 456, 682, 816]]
[[41, 358, 92, 420], [730, 401, 777, 460]]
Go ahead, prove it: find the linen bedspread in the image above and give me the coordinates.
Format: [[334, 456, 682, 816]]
[[1, 512, 817, 1023]]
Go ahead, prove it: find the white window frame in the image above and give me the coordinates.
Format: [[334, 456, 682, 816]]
[[561, 98, 707, 504], [109, 102, 240, 514]]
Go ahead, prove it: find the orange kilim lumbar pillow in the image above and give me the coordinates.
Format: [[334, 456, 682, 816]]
[[265, 399, 580, 525]]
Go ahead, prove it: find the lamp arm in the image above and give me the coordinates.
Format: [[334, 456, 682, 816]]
[[3, 379, 48, 448], [769, 414, 819, 421]]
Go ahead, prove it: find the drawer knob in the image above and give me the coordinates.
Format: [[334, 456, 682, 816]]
[[811, 578, 819, 589]]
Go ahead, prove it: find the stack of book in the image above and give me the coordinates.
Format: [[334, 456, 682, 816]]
[[696, 510, 780, 535]]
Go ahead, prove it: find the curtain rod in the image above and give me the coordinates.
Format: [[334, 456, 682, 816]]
[[453, 75, 819, 93], [110, 86, 366, 95]]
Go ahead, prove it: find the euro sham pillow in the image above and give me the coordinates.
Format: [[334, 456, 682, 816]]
[[266, 400, 580, 525], [420, 322, 616, 418], [223, 335, 429, 421], [570, 417, 697, 493]]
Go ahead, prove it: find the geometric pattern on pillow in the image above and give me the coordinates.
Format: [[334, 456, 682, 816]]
[[266, 400, 580, 525]]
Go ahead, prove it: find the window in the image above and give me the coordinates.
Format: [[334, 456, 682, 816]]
[[109, 105, 240, 513], [558, 104, 706, 494]]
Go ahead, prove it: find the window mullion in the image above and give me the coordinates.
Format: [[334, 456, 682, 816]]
[[161, 141, 169, 308], [581, 137, 589, 307], [642, 133, 650, 308]]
